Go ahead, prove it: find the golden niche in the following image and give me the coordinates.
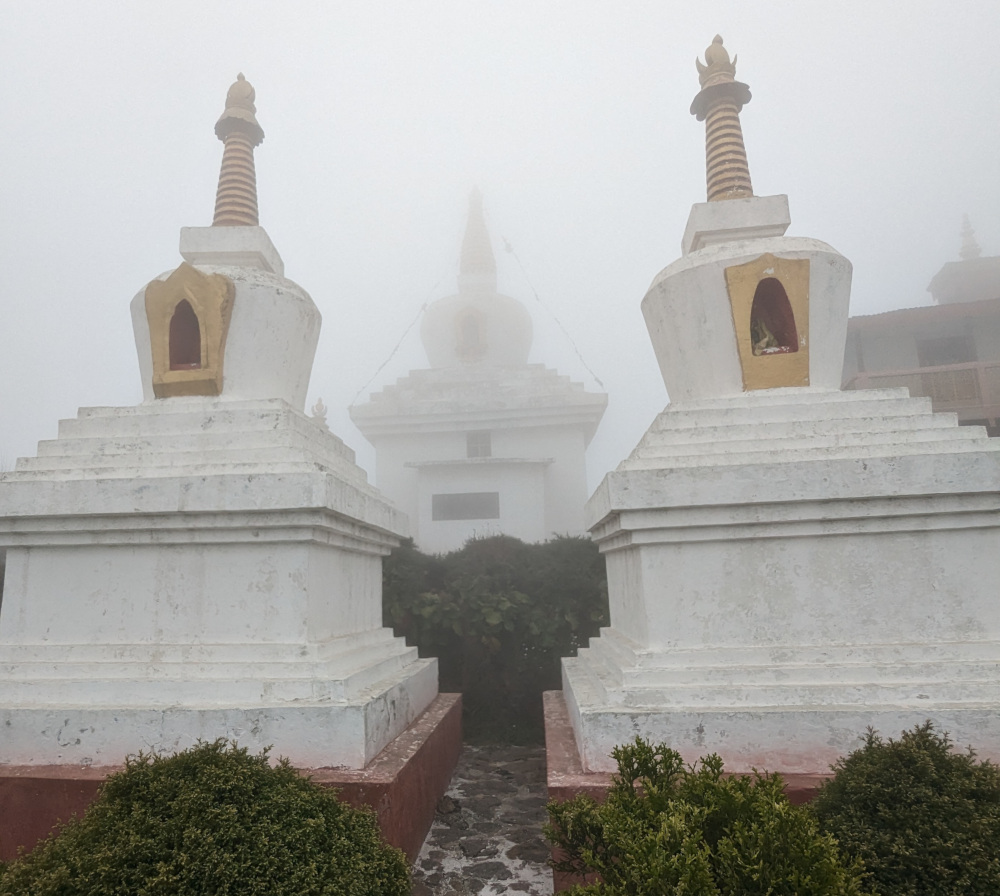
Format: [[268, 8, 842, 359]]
[[724, 253, 810, 391], [144, 263, 235, 398]]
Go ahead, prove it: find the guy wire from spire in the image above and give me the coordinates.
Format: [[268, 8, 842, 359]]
[[501, 237, 606, 390], [349, 271, 449, 407]]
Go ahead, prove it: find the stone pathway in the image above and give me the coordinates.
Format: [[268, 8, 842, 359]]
[[411, 743, 553, 896]]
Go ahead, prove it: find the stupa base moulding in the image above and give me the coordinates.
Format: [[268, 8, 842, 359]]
[[0, 396, 457, 862], [0, 693, 461, 864], [543, 689, 828, 805], [544, 690, 831, 893], [561, 387, 1000, 778]]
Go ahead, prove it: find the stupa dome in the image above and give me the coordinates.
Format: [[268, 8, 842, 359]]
[[420, 190, 533, 368]]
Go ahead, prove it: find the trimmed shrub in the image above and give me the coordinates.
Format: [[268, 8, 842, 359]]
[[545, 737, 871, 896], [383, 534, 608, 743], [0, 740, 409, 896], [811, 722, 1000, 896]]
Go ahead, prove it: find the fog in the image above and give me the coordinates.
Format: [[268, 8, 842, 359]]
[[2, 2, 999, 489]]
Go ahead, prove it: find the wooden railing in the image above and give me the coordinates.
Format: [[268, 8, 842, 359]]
[[845, 360, 1000, 425]]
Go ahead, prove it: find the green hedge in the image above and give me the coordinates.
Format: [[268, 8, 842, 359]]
[[811, 722, 1000, 896], [383, 534, 609, 743], [0, 740, 409, 896], [545, 737, 871, 896]]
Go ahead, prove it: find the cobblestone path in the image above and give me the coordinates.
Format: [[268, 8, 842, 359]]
[[410, 743, 553, 896]]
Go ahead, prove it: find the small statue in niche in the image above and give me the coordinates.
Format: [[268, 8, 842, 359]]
[[749, 277, 798, 356], [751, 317, 780, 355]]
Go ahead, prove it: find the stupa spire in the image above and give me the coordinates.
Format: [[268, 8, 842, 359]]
[[960, 214, 982, 260], [691, 36, 753, 202], [212, 73, 265, 227], [458, 188, 497, 294]]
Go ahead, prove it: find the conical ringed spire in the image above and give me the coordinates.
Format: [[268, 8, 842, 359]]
[[213, 73, 265, 227], [458, 188, 498, 294], [691, 36, 754, 202], [960, 214, 983, 260]]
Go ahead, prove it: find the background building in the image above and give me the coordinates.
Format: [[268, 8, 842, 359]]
[[843, 220, 1000, 435], [350, 192, 607, 554]]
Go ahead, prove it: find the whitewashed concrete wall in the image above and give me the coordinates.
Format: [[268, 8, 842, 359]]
[[370, 423, 591, 554]]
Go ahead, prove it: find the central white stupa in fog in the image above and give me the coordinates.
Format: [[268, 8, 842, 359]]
[[351, 192, 607, 554]]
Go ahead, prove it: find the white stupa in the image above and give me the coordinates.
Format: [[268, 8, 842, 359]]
[[350, 191, 607, 554], [0, 75, 437, 769], [561, 37, 1000, 775]]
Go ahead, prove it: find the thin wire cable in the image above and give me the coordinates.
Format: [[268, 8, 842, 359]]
[[349, 273, 448, 407], [501, 237, 606, 390]]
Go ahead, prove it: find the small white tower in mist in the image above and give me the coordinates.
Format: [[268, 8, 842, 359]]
[[350, 190, 607, 554]]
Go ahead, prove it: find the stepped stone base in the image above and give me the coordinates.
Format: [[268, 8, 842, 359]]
[[544, 690, 829, 893], [0, 397, 435, 770], [0, 654, 439, 770], [567, 388, 1000, 776], [0, 693, 461, 864]]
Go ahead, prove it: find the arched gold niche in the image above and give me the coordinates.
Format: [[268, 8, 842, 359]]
[[168, 299, 201, 368], [724, 253, 810, 391], [144, 262, 235, 398]]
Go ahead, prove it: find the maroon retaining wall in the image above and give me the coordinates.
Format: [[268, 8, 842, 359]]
[[0, 693, 461, 865], [312, 692, 463, 862], [0, 764, 109, 864], [543, 690, 613, 893]]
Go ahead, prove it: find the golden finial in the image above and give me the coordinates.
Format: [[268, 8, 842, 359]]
[[212, 73, 264, 227], [690, 36, 753, 202], [696, 35, 738, 88], [215, 73, 264, 146]]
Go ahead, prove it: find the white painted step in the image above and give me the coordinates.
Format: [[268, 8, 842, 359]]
[[622, 435, 994, 469], [641, 412, 958, 447], [630, 425, 986, 460], [649, 396, 935, 430]]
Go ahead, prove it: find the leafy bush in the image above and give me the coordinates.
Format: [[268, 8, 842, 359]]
[[383, 535, 609, 743], [545, 737, 871, 896], [0, 740, 409, 896], [811, 722, 1000, 896]]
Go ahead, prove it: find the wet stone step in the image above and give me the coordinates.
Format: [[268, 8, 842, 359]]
[[411, 743, 552, 896]]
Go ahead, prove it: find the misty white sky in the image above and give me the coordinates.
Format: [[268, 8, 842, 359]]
[[2, 2, 999, 491]]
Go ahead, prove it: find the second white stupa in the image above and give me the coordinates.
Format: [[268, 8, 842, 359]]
[[562, 37, 1000, 775], [0, 75, 437, 770]]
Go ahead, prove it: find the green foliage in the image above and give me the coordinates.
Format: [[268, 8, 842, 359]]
[[383, 535, 608, 742], [0, 740, 409, 896], [546, 737, 871, 896], [811, 721, 1000, 896]]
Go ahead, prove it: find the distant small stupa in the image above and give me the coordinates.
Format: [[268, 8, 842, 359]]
[[350, 191, 607, 554]]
